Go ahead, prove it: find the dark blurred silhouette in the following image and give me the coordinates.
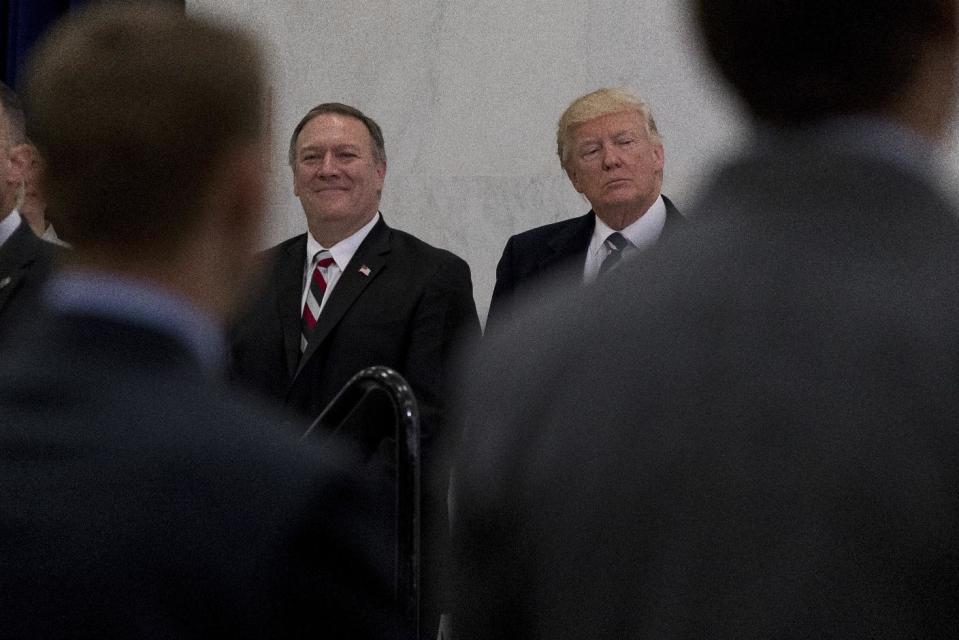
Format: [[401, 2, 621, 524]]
[[455, 1, 959, 638], [0, 4, 397, 637]]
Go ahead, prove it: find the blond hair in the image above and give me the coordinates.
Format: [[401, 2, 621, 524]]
[[557, 88, 660, 169]]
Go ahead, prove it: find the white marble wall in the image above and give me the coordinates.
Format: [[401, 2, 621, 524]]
[[183, 2, 826, 321]]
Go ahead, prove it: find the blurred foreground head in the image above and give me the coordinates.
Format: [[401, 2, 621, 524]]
[[695, 0, 958, 137], [22, 2, 267, 318]]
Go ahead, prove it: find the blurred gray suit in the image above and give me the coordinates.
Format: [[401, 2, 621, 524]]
[[454, 122, 959, 638]]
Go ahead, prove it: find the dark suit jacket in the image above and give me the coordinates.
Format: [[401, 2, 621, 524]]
[[0, 218, 57, 346], [230, 215, 480, 635], [486, 194, 684, 329], [455, 136, 959, 638], [231, 216, 480, 428], [0, 306, 398, 638]]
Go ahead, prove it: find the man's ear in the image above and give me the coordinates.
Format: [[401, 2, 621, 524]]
[[186, 142, 268, 320], [653, 142, 665, 172], [566, 166, 584, 194], [207, 142, 267, 250]]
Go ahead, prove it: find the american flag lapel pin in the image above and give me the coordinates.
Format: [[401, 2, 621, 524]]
[[359, 265, 371, 277]]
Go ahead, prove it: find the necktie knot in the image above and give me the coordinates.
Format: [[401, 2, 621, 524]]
[[605, 232, 628, 253], [314, 251, 334, 270], [599, 232, 631, 277]]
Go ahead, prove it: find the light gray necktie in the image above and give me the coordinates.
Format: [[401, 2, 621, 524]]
[[599, 232, 629, 276]]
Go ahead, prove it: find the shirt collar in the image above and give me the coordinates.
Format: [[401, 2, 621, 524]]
[[44, 269, 226, 374], [306, 211, 380, 269], [0, 210, 22, 248], [588, 195, 667, 258], [752, 115, 937, 182]]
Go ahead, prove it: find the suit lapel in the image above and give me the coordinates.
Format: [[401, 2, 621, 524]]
[[0, 222, 44, 314], [275, 235, 308, 380], [293, 218, 391, 381], [541, 212, 595, 285]]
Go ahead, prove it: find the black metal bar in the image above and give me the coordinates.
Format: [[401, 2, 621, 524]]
[[301, 365, 421, 638]]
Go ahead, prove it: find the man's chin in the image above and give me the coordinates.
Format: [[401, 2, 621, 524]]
[[596, 193, 641, 209], [305, 197, 352, 217]]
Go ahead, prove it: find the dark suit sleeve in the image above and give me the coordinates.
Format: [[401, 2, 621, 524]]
[[402, 253, 480, 628], [485, 237, 517, 333], [403, 253, 480, 444], [0, 226, 59, 348]]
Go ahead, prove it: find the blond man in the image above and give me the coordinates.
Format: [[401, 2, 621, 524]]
[[486, 87, 685, 329]]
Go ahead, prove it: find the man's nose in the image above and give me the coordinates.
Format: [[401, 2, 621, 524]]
[[601, 143, 623, 169], [317, 152, 338, 176]]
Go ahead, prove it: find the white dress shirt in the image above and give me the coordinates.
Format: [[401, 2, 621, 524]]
[[0, 210, 22, 249], [300, 212, 380, 315], [41, 223, 70, 247], [583, 195, 667, 283]]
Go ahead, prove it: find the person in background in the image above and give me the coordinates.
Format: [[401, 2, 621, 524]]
[[0, 80, 57, 344]]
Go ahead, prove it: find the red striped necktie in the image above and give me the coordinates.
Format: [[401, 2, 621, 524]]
[[301, 250, 335, 352]]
